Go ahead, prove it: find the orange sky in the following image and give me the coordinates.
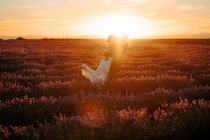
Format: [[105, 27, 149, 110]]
[[0, 0, 210, 38]]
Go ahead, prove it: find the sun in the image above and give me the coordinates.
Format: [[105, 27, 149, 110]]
[[89, 14, 154, 38]]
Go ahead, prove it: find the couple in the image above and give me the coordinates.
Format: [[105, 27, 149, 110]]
[[81, 35, 128, 84]]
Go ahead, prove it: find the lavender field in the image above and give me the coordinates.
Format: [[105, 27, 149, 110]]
[[0, 39, 210, 140]]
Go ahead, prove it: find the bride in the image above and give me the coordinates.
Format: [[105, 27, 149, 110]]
[[81, 52, 112, 84]]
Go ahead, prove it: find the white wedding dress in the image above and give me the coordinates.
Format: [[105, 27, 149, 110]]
[[81, 58, 112, 84]]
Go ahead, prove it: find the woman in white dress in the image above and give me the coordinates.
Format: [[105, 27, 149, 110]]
[[81, 52, 112, 84]]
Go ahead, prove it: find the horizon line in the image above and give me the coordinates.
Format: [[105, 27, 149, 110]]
[[1, 33, 210, 40]]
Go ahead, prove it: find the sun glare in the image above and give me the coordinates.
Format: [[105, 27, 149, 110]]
[[90, 14, 154, 38]]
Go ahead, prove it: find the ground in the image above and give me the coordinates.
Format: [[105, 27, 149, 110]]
[[0, 39, 210, 140]]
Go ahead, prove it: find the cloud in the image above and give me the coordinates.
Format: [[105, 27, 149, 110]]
[[155, 0, 176, 4], [103, 0, 112, 4], [122, 0, 146, 3], [121, 0, 175, 4], [176, 5, 204, 11]]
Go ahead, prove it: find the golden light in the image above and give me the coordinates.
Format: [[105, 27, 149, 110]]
[[88, 14, 154, 38]]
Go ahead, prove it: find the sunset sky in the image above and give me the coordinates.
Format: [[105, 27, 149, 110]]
[[0, 0, 210, 38]]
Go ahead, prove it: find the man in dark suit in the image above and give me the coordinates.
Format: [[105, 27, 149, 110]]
[[107, 34, 128, 79]]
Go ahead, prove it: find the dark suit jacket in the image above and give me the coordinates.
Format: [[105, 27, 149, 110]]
[[107, 42, 127, 79]]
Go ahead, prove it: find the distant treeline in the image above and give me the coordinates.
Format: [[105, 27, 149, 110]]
[[130, 39, 210, 45], [0, 37, 210, 45]]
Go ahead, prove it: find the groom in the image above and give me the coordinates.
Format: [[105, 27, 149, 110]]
[[107, 35, 128, 79]]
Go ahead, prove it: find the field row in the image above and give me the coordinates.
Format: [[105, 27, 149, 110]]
[[0, 86, 209, 126], [1, 98, 210, 140], [0, 76, 197, 101]]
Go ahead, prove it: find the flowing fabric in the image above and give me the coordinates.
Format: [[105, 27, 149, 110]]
[[81, 58, 112, 84]]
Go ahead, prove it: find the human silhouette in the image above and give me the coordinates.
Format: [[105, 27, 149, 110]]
[[107, 34, 128, 79]]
